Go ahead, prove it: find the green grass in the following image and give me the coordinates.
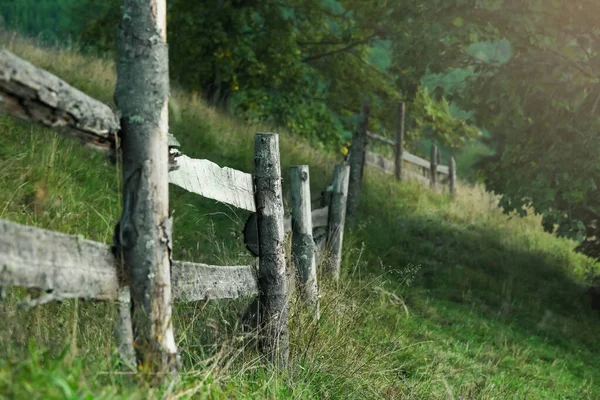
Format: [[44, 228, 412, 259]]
[[1, 33, 600, 399]]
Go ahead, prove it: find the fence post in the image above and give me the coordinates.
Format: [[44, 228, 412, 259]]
[[326, 164, 350, 281], [449, 156, 456, 198], [114, 287, 135, 370], [347, 103, 369, 221], [430, 145, 438, 189], [113, 0, 177, 376], [254, 133, 289, 367], [290, 166, 320, 316], [395, 102, 405, 181]]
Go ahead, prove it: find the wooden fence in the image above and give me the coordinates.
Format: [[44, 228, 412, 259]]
[[350, 103, 457, 195], [0, 1, 457, 379], [0, 0, 350, 378]]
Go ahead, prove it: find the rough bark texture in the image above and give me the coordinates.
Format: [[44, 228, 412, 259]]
[[253, 133, 289, 367], [290, 166, 319, 313], [0, 218, 119, 302], [449, 156, 457, 198], [172, 262, 258, 301], [347, 103, 369, 221], [326, 164, 350, 281], [114, 0, 177, 375], [395, 103, 405, 181], [0, 49, 119, 153], [169, 155, 255, 212], [0, 218, 258, 302], [430, 145, 438, 189], [115, 287, 136, 369]]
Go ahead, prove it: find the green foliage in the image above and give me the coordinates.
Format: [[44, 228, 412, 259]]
[[448, 1, 600, 259], [408, 86, 481, 149]]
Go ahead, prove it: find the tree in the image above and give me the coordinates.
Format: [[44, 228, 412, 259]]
[[455, 1, 600, 259]]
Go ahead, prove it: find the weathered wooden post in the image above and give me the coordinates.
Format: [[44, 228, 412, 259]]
[[449, 156, 457, 198], [254, 133, 289, 367], [290, 166, 319, 315], [114, 287, 136, 369], [113, 0, 178, 375], [430, 145, 438, 189], [347, 103, 369, 221], [395, 102, 405, 181], [326, 164, 350, 281]]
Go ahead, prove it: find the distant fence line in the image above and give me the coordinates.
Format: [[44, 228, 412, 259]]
[[362, 115, 456, 195]]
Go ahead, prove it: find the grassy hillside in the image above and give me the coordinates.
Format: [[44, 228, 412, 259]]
[[1, 34, 600, 399]]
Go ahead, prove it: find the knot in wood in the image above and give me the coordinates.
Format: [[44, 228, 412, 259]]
[[301, 171, 308, 181]]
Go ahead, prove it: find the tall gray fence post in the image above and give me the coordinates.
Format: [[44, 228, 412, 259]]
[[254, 133, 289, 367], [113, 0, 177, 376], [347, 103, 369, 221], [449, 156, 457, 198], [290, 166, 319, 316], [326, 164, 350, 281], [395, 102, 405, 181], [430, 145, 438, 189]]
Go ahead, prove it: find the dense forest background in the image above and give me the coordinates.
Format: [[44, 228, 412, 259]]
[[2, 0, 599, 261]]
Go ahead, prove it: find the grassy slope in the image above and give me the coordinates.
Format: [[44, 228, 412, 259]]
[[1, 35, 600, 399]]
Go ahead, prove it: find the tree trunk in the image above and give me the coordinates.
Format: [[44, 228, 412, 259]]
[[290, 166, 319, 316], [347, 103, 369, 221], [113, 0, 178, 376], [254, 133, 289, 367]]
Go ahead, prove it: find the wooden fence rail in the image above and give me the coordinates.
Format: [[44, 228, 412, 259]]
[[0, 218, 258, 304]]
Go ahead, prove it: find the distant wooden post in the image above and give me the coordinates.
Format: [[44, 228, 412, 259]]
[[395, 102, 405, 181], [290, 166, 319, 315], [430, 145, 438, 189], [113, 0, 178, 376], [326, 164, 350, 281], [436, 147, 442, 166], [449, 156, 457, 198], [347, 103, 369, 220], [254, 133, 289, 367]]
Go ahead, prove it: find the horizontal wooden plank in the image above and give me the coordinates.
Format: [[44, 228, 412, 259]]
[[311, 206, 329, 228], [365, 151, 434, 186], [0, 49, 119, 153], [0, 218, 119, 301], [0, 50, 182, 169], [172, 262, 257, 302], [168, 154, 256, 212], [365, 150, 448, 177], [366, 131, 396, 146], [0, 219, 257, 304], [283, 206, 329, 232]]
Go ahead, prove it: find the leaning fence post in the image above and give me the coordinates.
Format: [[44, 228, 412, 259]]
[[395, 102, 405, 181], [290, 166, 319, 315], [449, 156, 456, 198], [430, 145, 438, 189], [347, 103, 369, 221], [254, 133, 289, 367], [113, 0, 177, 376], [326, 164, 350, 281]]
